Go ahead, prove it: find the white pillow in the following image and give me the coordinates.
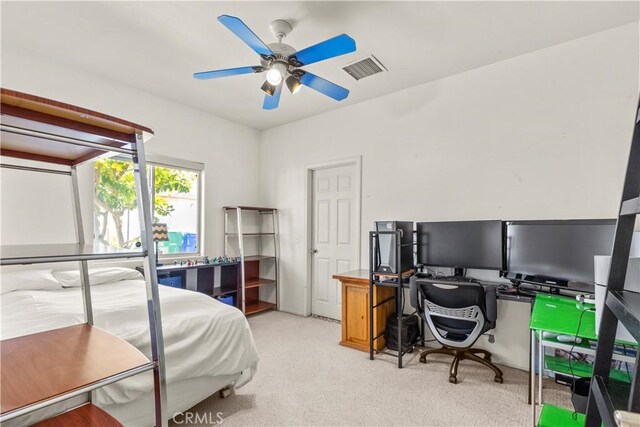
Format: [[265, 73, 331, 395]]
[[53, 267, 143, 288], [0, 269, 62, 294]]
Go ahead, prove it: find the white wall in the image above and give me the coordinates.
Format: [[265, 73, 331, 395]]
[[259, 23, 639, 369], [1, 22, 638, 370], [0, 48, 262, 261]]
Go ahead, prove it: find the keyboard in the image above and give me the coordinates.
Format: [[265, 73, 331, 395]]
[[416, 275, 479, 284]]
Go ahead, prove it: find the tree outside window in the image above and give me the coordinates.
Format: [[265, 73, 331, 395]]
[[94, 158, 200, 255]]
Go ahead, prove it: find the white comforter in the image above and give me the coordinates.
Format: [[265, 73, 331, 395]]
[[0, 280, 259, 406]]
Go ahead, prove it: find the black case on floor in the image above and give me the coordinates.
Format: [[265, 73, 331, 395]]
[[385, 313, 420, 352]]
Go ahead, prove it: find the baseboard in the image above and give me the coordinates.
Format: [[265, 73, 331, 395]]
[[278, 307, 308, 317]]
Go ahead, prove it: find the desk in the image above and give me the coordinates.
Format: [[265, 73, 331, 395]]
[[529, 294, 636, 426], [333, 271, 534, 349], [336, 271, 537, 401]]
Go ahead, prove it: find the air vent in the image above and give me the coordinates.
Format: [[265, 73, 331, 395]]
[[342, 55, 387, 81]]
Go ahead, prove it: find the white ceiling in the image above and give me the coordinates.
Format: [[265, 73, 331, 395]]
[[2, 1, 638, 130]]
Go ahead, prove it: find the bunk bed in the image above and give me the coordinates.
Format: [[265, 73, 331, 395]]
[[0, 89, 259, 426]]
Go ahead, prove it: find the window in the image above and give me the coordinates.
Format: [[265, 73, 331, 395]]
[[94, 157, 202, 256]]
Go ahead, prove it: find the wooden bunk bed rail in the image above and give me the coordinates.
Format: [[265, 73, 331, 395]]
[[0, 88, 153, 166]]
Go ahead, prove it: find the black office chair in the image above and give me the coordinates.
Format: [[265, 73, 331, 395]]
[[410, 276, 504, 384]]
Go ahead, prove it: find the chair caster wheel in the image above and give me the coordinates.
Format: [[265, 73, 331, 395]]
[[449, 376, 457, 384], [494, 376, 503, 384], [419, 356, 426, 364], [219, 387, 232, 398]]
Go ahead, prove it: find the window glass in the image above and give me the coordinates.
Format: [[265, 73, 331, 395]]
[[94, 158, 200, 255]]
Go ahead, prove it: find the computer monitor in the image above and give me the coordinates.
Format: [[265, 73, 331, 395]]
[[504, 219, 616, 289], [416, 220, 504, 273]]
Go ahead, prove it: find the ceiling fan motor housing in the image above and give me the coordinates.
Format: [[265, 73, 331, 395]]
[[262, 43, 298, 80], [264, 19, 297, 74], [264, 43, 296, 61]]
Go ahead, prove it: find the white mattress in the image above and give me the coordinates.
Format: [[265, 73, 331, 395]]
[[1, 280, 260, 425]]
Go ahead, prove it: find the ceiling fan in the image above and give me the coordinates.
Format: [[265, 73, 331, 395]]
[[194, 15, 356, 110]]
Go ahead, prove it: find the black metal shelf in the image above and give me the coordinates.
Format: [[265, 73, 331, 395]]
[[373, 279, 410, 288], [368, 230, 422, 369], [590, 376, 632, 427], [585, 96, 640, 427], [606, 290, 640, 343], [590, 376, 617, 427]]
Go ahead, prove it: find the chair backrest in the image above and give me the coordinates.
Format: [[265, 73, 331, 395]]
[[410, 277, 490, 348]]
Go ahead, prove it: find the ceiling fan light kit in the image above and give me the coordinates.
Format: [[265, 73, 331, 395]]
[[260, 80, 277, 96], [286, 75, 302, 94], [194, 15, 357, 110], [266, 61, 287, 85]]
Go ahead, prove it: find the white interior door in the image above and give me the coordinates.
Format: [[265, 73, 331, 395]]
[[311, 164, 358, 320]]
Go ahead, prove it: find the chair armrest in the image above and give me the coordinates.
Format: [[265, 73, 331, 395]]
[[485, 285, 498, 326], [410, 276, 420, 312]]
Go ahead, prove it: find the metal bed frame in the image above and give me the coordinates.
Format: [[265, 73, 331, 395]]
[[0, 92, 167, 426]]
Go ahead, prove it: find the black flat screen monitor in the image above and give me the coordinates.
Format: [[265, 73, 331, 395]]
[[416, 220, 504, 271], [504, 219, 616, 288]]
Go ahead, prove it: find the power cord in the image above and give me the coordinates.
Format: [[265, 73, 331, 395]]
[[425, 267, 438, 277], [564, 313, 633, 422]]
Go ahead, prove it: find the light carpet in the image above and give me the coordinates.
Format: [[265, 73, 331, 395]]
[[171, 311, 571, 426]]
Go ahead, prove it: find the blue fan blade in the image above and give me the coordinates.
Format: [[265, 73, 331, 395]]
[[263, 84, 283, 110], [293, 34, 356, 66], [218, 15, 273, 57], [300, 72, 349, 101], [193, 66, 261, 80]]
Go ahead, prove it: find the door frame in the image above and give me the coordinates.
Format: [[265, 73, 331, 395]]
[[304, 156, 362, 317]]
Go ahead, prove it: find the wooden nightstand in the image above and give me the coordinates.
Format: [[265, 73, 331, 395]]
[[333, 269, 396, 352]]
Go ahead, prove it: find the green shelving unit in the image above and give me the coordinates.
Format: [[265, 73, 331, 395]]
[[538, 405, 585, 427], [544, 355, 632, 383]]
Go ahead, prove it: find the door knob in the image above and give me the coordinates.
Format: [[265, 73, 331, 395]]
[[310, 248, 318, 254]]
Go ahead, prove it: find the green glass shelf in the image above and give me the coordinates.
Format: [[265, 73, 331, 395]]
[[536, 331, 593, 350], [538, 404, 584, 427], [531, 295, 639, 346], [544, 355, 632, 383], [530, 294, 597, 339]]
